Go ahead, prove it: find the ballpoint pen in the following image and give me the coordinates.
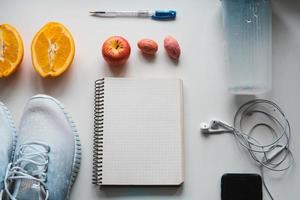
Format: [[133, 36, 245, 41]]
[[89, 10, 176, 20]]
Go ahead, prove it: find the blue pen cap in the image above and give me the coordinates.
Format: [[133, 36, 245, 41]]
[[151, 10, 176, 20]]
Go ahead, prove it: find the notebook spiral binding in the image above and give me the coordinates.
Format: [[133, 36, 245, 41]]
[[93, 78, 105, 185]]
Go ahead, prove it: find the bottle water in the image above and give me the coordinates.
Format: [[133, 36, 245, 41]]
[[222, 0, 272, 94]]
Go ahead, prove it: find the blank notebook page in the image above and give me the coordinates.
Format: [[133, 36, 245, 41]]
[[102, 78, 184, 185]]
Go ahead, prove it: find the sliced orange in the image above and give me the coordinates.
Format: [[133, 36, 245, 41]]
[[31, 22, 75, 78], [0, 24, 24, 78]]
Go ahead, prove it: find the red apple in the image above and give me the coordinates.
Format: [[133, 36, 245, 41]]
[[102, 36, 131, 66]]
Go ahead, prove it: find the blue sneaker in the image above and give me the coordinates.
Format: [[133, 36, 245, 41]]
[[0, 102, 17, 192], [2, 95, 81, 200]]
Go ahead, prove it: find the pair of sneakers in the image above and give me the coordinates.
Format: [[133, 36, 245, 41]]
[[0, 95, 81, 200]]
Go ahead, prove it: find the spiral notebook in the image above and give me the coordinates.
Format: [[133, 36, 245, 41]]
[[93, 77, 184, 186]]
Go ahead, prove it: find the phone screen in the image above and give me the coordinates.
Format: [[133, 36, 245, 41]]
[[221, 173, 262, 200]]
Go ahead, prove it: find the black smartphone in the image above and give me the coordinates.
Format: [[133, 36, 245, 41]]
[[221, 173, 262, 200]]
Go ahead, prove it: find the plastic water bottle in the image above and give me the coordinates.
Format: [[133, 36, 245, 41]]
[[222, 0, 272, 94]]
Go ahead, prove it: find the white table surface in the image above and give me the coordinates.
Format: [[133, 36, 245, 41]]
[[1, 0, 300, 199]]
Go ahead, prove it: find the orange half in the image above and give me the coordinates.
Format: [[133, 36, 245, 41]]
[[0, 24, 24, 78], [31, 22, 75, 78]]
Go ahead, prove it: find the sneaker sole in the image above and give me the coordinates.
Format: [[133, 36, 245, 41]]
[[30, 94, 82, 200], [0, 102, 17, 162]]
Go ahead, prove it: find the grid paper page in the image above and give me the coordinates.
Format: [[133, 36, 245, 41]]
[[101, 78, 184, 185]]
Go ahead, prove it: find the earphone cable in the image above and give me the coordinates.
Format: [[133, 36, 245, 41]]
[[219, 99, 294, 200], [231, 99, 293, 200]]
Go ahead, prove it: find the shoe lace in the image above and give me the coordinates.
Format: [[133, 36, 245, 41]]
[[3, 142, 50, 200]]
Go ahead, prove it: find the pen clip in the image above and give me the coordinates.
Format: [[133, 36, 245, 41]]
[[151, 10, 176, 20]]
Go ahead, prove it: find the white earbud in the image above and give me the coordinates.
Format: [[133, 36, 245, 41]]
[[200, 120, 232, 134], [200, 122, 210, 133]]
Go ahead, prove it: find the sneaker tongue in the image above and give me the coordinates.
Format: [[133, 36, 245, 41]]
[[4, 143, 49, 200], [11, 179, 47, 200], [20, 144, 46, 171]]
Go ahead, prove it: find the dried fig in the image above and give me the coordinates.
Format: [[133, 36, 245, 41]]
[[164, 35, 181, 60], [137, 39, 158, 55]]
